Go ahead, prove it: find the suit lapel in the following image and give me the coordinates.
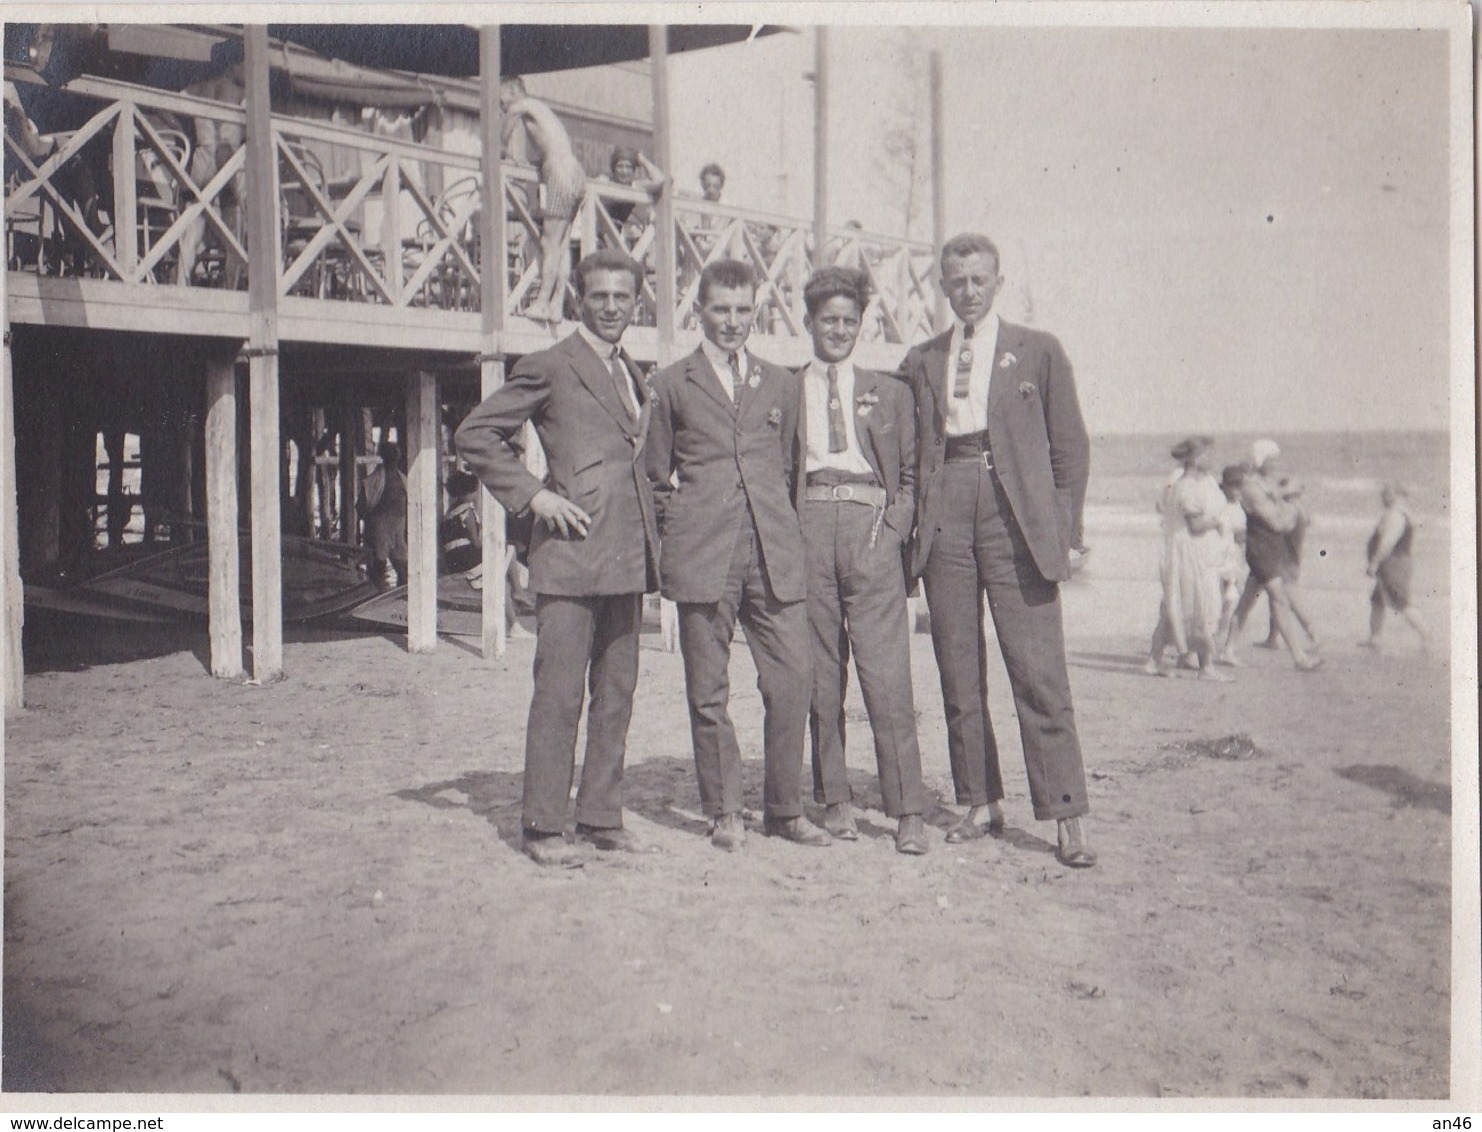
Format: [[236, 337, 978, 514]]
[[736, 355, 775, 431], [986, 320, 1022, 422], [925, 332, 952, 426], [686, 348, 736, 417], [571, 333, 637, 437], [853, 367, 887, 483], [617, 348, 650, 451]]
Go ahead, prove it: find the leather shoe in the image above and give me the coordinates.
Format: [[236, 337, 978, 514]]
[[575, 823, 641, 852], [824, 801, 859, 840], [710, 812, 746, 853], [521, 832, 583, 868], [895, 814, 928, 855], [1055, 817, 1097, 868], [944, 813, 1005, 843], [763, 815, 831, 847]]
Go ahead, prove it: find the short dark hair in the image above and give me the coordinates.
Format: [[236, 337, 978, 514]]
[[573, 249, 643, 296], [940, 232, 1000, 271], [802, 266, 871, 318], [611, 145, 639, 171], [700, 162, 726, 184], [378, 441, 401, 467], [697, 259, 755, 305]]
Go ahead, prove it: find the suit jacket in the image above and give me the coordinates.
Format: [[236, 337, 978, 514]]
[[791, 364, 917, 568], [896, 319, 1089, 583], [646, 346, 805, 604], [454, 330, 659, 597]]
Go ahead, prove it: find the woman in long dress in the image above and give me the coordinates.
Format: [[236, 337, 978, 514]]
[[1147, 436, 1232, 681]]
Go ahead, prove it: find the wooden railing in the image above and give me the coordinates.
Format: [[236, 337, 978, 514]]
[[6, 72, 935, 343]]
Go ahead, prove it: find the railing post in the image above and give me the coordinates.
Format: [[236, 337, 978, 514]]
[[477, 25, 508, 660], [382, 158, 402, 305], [649, 25, 677, 369], [112, 105, 138, 280], [244, 24, 283, 682]]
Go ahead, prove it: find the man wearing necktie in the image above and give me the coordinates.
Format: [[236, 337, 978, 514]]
[[794, 267, 928, 854], [455, 250, 659, 867], [646, 259, 830, 852], [896, 233, 1097, 867]]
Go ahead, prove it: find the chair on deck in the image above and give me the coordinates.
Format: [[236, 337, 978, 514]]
[[409, 175, 481, 310], [280, 142, 362, 298], [135, 126, 191, 283]]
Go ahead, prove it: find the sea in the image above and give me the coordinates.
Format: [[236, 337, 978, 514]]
[[1086, 430, 1453, 528]]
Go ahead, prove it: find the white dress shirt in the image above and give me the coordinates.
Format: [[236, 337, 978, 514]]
[[803, 356, 873, 476], [576, 322, 640, 418], [943, 311, 1000, 437], [699, 337, 749, 403]]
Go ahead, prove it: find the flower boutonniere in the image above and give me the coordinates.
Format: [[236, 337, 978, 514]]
[[766, 407, 783, 428], [998, 352, 1018, 370], [749, 365, 763, 389], [855, 390, 881, 418], [1018, 381, 1037, 398]]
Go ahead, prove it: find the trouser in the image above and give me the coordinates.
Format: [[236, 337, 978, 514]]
[[521, 592, 642, 834], [921, 460, 1089, 821], [802, 497, 925, 818], [677, 521, 811, 820]]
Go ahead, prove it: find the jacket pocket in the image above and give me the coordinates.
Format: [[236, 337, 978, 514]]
[[569, 456, 604, 506]]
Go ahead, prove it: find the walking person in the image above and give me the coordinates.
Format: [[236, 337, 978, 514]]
[[645, 259, 830, 853], [1360, 482, 1427, 651], [896, 233, 1096, 867], [455, 250, 659, 866], [793, 266, 929, 855], [1146, 436, 1231, 682]]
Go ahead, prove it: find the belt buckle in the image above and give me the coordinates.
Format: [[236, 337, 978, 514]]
[[833, 484, 855, 502]]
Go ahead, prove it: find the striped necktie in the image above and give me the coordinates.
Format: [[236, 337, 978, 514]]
[[729, 353, 745, 404], [826, 364, 848, 454], [609, 350, 636, 420], [953, 321, 975, 400]]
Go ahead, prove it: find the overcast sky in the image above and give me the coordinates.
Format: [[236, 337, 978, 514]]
[[665, 20, 1454, 435]]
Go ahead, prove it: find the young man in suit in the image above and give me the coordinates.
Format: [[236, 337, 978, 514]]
[[897, 233, 1097, 868], [455, 249, 659, 868], [646, 259, 830, 852], [795, 267, 928, 855]]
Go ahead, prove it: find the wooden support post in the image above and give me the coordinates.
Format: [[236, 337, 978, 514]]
[[929, 49, 948, 332], [650, 24, 681, 651], [3, 319, 25, 714], [650, 25, 677, 370], [478, 25, 509, 660], [338, 397, 357, 543], [406, 371, 439, 653], [244, 25, 283, 681], [205, 355, 244, 678], [813, 27, 830, 270]]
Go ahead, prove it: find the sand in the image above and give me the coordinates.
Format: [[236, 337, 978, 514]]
[[1, 513, 1457, 1099]]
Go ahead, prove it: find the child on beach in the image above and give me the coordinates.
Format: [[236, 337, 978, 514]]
[[1360, 482, 1427, 651], [1214, 463, 1249, 666]]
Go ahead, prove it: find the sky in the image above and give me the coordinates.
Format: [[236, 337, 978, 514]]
[[664, 20, 1456, 435]]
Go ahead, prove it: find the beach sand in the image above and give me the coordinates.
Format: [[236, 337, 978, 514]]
[[2, 513, 1454, 1099]]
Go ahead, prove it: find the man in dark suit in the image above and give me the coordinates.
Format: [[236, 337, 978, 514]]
[[455, 249, 659, 867], [646, 259, 830, 852], [793, 267, 928, 855], [897, 233, 1096, 867]]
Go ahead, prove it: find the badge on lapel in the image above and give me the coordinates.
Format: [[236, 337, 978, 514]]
[[855, 390, 880, 418], [749, 364, 763, 389], [766, 407, 782, 428], [999, 351, 1018, 370], [1019, 381, 1037, 397]]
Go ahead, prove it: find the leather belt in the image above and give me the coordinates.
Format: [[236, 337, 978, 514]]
[[803, 482, 887, 507], [944, 430, 993, 467]]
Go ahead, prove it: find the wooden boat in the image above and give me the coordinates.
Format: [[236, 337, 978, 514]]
[[342, 567, 488, 637], [25, 535, 381, 625]]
